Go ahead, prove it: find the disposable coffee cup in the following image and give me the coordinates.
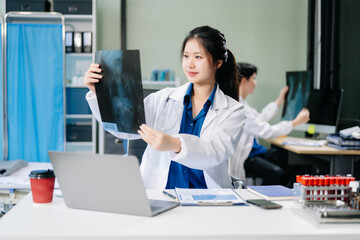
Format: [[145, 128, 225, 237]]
[[29, 169, 55, 204]]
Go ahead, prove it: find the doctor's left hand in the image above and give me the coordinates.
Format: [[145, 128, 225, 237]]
[[138, 124, 181, 153]]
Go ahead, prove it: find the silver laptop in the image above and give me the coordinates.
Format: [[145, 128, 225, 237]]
[[48, 151, 179, 217]]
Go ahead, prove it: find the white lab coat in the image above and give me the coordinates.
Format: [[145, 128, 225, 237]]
[[86, 82, 246, 189], [229, 97, 293, 181]]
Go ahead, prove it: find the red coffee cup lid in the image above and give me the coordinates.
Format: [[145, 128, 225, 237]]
[[29, 169, 55, 179]]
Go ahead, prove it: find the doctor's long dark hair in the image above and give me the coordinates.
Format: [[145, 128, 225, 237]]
[[181, 26, 240, 101]]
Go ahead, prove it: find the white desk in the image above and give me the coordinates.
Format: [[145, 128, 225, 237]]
[[0, 190, 360, 240]]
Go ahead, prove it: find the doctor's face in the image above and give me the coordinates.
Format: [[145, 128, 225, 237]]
[[182, 39, 217, 86], [242, 73, 257, 95]]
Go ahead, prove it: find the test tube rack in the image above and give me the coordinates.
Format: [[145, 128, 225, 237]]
[[300, 185, 351, 203], [295, 175, 360, 223], [295, 175, 356, 204]]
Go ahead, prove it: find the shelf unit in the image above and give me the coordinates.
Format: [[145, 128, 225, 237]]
[[64, 0, 97, 153], [142, 77, 180, 88]]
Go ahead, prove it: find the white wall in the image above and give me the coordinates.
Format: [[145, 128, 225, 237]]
[[98, 0, 308, 123], [0, 0, 309, 124], [96, 0, 121, 50]]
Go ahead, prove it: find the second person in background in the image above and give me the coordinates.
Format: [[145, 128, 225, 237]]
[[230, 63, 310, 187], [84, 26, 246, 189]]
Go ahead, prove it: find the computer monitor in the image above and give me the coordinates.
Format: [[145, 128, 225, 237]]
[[282, 71, 312, 121], [281, 71, 343, 134], [297, 88, 343, 134]]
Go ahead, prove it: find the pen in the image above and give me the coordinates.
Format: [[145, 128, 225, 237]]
[[163, 190, 177, 200]]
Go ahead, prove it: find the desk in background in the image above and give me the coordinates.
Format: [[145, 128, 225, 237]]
[[0, 190, 360, 240], [267, 137, 360, 177]]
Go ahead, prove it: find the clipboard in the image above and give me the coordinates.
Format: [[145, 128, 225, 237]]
[[174, 188, 247, 206]]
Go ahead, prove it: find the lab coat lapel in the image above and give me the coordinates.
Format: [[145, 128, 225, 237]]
[[202, 108, 217, 133], [168, 83, 189, 132], [170, 101, 184, 132], [201, 84, 227, 134]]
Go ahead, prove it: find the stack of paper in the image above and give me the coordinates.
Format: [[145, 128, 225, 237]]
[[327, 133, 360, 150]]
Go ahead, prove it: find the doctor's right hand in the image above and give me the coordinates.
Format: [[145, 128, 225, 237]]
[[84, 63, 103, 93], [292, 108, 310, 128]]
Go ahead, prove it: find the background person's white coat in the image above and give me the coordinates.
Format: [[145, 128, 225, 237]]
[[229, 97, 293, 181]]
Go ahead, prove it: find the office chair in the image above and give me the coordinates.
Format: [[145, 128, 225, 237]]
[[231, 175, 246, 189], [244, 155, 285, 186], [244, 145, 299, 186], [245, 174, 264, 186]]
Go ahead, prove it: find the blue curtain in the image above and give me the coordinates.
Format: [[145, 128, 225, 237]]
[[7, 23, 64, 162]]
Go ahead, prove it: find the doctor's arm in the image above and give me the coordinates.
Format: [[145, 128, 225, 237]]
[[245, 109, 292, 139], [292, 108, 310, 127], [245, 107, 310, 139], [275, 86, 288, 107], [258, 86, 288, 121], [168, 105, 247, 170], [84, 63, 102, 93], [84, 63, 103, 125]]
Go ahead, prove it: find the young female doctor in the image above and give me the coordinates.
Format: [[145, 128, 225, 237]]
[[230, 63, 310, 186], [84, 26, 246, 189]]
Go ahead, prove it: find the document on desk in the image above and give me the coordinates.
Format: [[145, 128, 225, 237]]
[[280, 137, 327, 147], [174, 188, 246, 206]]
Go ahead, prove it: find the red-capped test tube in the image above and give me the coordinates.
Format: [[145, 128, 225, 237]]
[[324, 176, 329, 201], [319, 177, 325, 200]]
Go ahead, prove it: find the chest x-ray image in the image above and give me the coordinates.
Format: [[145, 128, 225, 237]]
[[282, 71, 312, 121], [95, 50, 145, 134]]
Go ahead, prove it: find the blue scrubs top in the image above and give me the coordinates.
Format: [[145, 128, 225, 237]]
[[248, 138, 267, 158], [165, 83, 217, 189]]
